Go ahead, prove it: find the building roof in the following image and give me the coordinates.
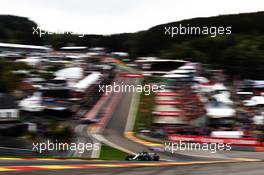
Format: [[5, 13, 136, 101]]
[[135, 59, 187, 63], [55, 67, 83, 80], [60, 46, 88, 50], [72, 72, 102, 92], [0, 43, 50, 50], [206, 103, 235, 118], [0, 93, 18, 109], [153, 116, 186, 124]]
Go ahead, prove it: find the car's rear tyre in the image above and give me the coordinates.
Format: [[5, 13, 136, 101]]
[[153, 156, 160, 161], [125, 155, 133, 161]]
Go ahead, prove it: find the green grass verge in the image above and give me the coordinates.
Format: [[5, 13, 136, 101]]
[[0, 145, 128, 161], [134, 91, 155, 134], [99, 145, 128, 160], [133, 76, 161, 134]]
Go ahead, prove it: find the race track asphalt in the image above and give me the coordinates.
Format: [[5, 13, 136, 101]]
[[1, 161, 263, 175]]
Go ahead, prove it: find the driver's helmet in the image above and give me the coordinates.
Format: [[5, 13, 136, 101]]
[[142, 151, 148, 155]]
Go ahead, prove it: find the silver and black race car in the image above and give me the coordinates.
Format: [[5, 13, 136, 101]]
[[125, 151, 160, 161]]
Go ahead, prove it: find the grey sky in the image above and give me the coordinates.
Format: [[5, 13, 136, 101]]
[[1, 0, 263, 34]]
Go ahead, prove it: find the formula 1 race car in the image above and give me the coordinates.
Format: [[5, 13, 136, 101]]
[[125, 151, 160, 161]]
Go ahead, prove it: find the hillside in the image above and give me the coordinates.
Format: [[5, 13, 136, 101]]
[[0, 12, 264, 78], [0, 15, 42, 44]]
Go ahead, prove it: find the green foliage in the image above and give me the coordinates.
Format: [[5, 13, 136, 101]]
[[159, 43, 208, 63], [220, 35, 264, 79], [38, 72, 53, 80], [1, 12, 264, 79], [0, 15, 42, 44], [158, 34, 264, 79], [48, 120, 73, 142], [0, 70, 20, 92], [0, 59, 32, 92], [10, 61, 33, 70]]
